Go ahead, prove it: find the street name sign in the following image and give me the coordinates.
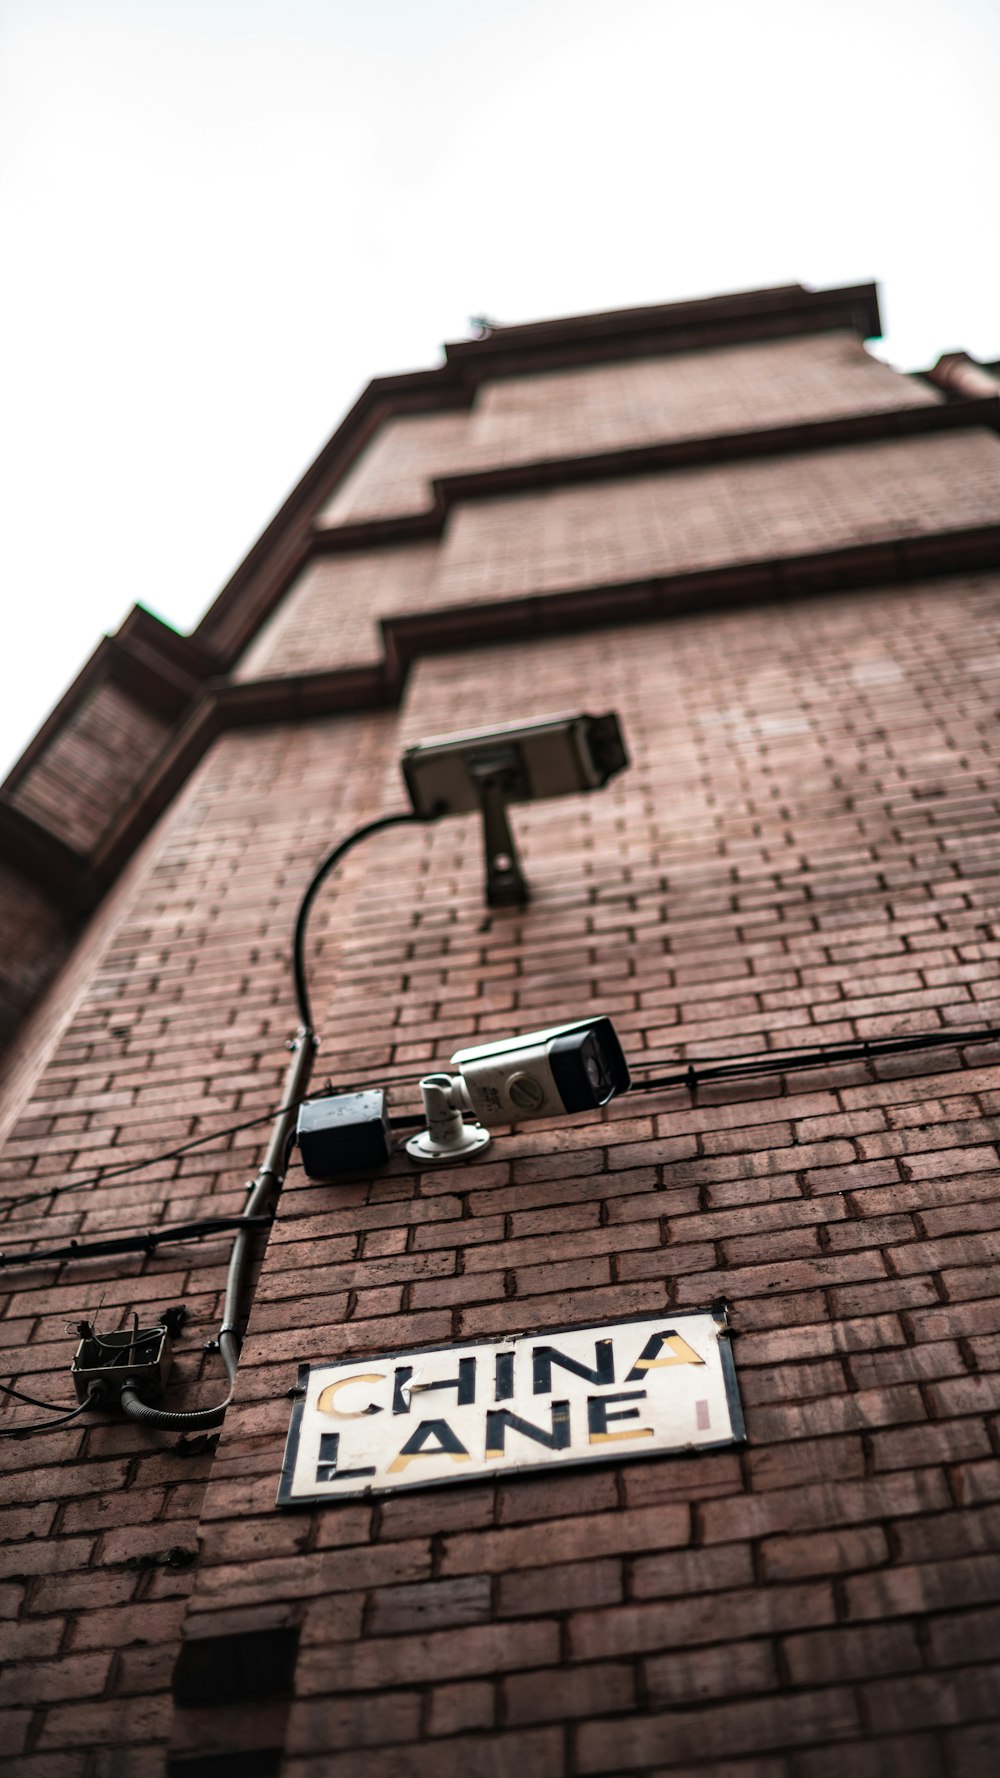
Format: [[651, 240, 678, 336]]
[[278, 1308, 744, 1505]]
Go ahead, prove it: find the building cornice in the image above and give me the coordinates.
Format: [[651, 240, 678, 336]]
[[194, 284, 883, 663], [310, 396, 1000, 559], [10, 519, 1000, 916]]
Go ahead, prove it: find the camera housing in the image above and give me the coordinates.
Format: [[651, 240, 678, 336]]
[[401, 712, 628, 818], [451, 1017, 631, 1128]]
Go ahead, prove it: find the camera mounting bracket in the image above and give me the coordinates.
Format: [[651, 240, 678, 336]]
[[467, 744, 530, 907], [405, 1075, 492, 1165]]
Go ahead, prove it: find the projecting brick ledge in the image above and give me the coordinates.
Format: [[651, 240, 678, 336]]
[[9, 529, 1000, 917], [196, 282, 885, 663], [87, 524, 1000, 887], [311, 396, 1000, 553]]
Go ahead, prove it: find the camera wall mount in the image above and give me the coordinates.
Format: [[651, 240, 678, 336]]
[[405, 1074, 492, 1164], [401, 712, 628, 909]]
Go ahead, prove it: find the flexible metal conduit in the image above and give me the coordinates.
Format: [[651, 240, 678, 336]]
[[120, 1029, 316, 1431], [122, 810, 425, 1429]]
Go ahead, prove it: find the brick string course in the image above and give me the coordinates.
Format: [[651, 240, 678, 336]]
[[2, 315, 1000, 1776], [319, 333, 937, 526], [233, 433, 1000, 685]]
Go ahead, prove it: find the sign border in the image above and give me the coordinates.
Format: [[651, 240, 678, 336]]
[[276, 1306, 745, 1508]]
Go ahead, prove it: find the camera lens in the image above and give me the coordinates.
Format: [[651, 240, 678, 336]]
[[548, 1019, 629, 1113]]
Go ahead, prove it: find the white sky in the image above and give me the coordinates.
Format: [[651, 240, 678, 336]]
[[1, 0, 998, 782]]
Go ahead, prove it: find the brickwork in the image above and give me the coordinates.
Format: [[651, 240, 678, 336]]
[[0, 866, 74, 1055], [318, 411, 471, 526], [319, 334, 938, 527], [0, 708, 406, 1773], [189, 578, 1000, 1774], [234, 543, 438, 680], [3, 291, 1000, 1776], [235, 430, 1000, 686], [435, 430, 1000, 607], [8, 681, 172, 853], [466, 331, 938, 470]]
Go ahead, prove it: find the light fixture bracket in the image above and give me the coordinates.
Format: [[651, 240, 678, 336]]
[[467, 744, 530, 907], [400, 712, 629, 910]]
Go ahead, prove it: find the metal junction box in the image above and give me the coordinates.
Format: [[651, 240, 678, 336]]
[[71, 1322, 173, 1406]]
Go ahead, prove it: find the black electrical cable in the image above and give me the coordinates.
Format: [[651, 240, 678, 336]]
[[0, 1398, 93, 1437], [16, 1015, 996, 1412], [0, 812, 434, 1222], [0, 1091, 328, 1217], [0, 1073, 420, 1217], [0, 814, 440, 1431], [118, 813, 436, 1433], [116, 1030, 316, 1432], [0, 1069, 437, 1218], [5, 1023, 999, 1224], [7, 1022, 999, 1222], [292, 809, 430, 1033], [0, 1379, 74, 1412], [627, 1024, 1000, 1094], [0, 1215, 275, 1272]]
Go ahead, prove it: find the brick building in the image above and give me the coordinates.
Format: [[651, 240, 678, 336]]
[[3, 282, 1000, 1775]]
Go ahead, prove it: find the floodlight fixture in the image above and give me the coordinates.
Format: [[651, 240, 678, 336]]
[[401, 712, 628, 907]]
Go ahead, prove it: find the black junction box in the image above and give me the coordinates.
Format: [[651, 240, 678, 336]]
[[72, 1322, 173, 1406], [296, 1091, 392, 1180]]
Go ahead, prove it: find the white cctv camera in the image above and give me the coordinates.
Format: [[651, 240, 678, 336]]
[[405, 1017, 630, 1164], [452, 1018, 631, 1124]]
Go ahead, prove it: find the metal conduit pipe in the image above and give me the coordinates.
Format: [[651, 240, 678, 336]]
[[925, 351, 1000, 401], [121, 809, 428, 1432], [120, 1029, 317, 1431]]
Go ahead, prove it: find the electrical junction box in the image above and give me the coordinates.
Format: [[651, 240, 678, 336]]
[[297, 1091, 392, 1180], [71, 1322, 173, 1406]]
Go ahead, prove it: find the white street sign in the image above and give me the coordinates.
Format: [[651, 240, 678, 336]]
[[278, 1308, 744, 1505]]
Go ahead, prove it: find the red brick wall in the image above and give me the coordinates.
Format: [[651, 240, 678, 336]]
[[434, 431, 1000, 607], [320, 334, 938, 525], [0, 867, 74, 1056], [0, 708, 409, 1772], [6, 569, 1000, 1771], [188, 585, 1000, 1775], [4, 305, 1000, 1777], [237, 430, 1000, 686], [466, 331, 938, 468], [234, 543, 438, 679], [7, 681, 172, 854]]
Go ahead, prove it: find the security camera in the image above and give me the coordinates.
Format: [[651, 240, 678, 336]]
[[400, 713, 628, 906], [405, 1017, 630, 1164], [452, 1018, 631, 1125]]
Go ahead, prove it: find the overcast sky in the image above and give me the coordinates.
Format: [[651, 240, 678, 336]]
[[2, 0, 998, 781]]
